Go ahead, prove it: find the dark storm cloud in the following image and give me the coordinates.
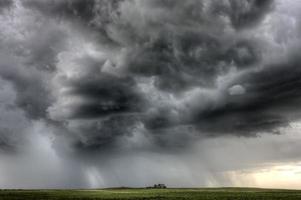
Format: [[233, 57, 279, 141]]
[[112, 0, 267, 93], [41, 0, 277, 150], [50, 73, 144, 120], [23, 27, 67, 72], [70, 115, 139, 151], [23, 0, 96, 21], [0, 0, 12, 13], [3, 0, 301, 153], [22, 0, 123, 34], [0, 78, 32, 153], [0, 10, 65, 150], [0, 9, 68, 121], [135, 0, 274, 30], [4, 0, 301, 190], [223, 0, 274, 29], [0, 56, 52, 120], [191, 53, 301, 136], [0, 128, 15, 152], [144, 54, 301, 137], [125, 31, 261, 91]]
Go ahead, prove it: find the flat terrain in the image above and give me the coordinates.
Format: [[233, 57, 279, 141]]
[[1, 188, 301, 200]]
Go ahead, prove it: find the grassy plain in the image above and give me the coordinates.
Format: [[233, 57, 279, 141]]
[[1, 188, 301, 200]]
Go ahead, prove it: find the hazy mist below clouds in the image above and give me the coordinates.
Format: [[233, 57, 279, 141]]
[[1, 0, 301, 189]]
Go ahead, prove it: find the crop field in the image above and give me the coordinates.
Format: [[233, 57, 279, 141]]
[[1, 188, 301, 200]]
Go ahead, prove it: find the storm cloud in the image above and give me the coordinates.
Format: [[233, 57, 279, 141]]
[[1, 0, 301, 189], [0, 0, 295, 150]]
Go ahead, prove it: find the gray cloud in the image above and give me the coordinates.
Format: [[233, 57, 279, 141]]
[[0, 55, 52, 119], [0, 78, 31, 153], [2, 0, 301, 189], [0, 0, 12, 13], [193, 53, 301, 136], [23, 0, 96, 22], [49, 74, 144, 120], [0, 0, 286, 151], [223, 0, 274, 29]]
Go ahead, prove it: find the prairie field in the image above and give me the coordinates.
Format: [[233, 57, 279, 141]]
[[1, 188, 301, 200]]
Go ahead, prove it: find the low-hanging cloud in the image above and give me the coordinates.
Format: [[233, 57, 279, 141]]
[[1, 0, 301, 189], [0, 0, 296, 150]]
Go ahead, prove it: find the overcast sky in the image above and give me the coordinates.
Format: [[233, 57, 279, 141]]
[[1, 0, 301, 189]]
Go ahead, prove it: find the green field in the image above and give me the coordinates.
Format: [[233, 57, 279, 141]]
[[1, 188, 301, 200]]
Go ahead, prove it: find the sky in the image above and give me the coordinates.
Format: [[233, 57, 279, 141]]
[[1, 0, 301, 189]]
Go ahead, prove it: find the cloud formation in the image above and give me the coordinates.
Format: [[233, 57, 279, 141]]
[[0, 0, 298, 150], [1, 0, 301, 188]]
